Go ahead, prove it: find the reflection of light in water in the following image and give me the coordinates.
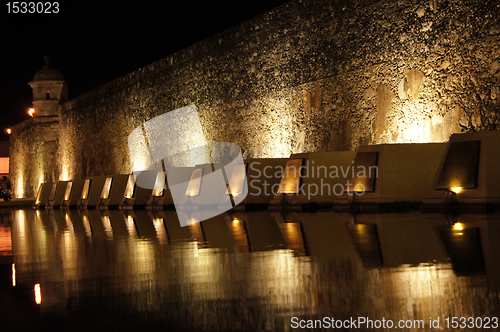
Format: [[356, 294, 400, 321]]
[[282, 223, 301, 243], [352, 224, 372, 243], [391, 264, 453, 306], [153, 218, 168, 244], [182, 244, 223, 298], [62, 232, 78, 280], [279, 223, 306, 256], [126, 215, 137, 237], [229, 218, 248, 250], [31, 210, 49, 266], [131, 241, 155, 283], [188, 223, 204, 244], [101, 215, 114, 238], [34, 284, 42, 305], [249, 250, 307, 304], [49, 211, 59, 233], [81, 214, 92, 237], [15, 210, 27, 236], [64, 212, 74, 233], [13, 210, 30, 265], [11, 264, 15, 287]]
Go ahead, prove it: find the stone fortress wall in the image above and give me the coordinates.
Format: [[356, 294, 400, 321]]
[[10, 0, 500, 198]]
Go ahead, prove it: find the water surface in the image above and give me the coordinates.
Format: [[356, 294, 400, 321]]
[[2, 209, 500, 331]]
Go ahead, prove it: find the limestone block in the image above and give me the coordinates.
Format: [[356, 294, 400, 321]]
[[376, 84, 394, 142], [405, 69, 424, 100], [490, 61, 499, 75]]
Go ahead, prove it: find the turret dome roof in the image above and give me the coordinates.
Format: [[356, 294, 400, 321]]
[[32, 56, 64, 81]]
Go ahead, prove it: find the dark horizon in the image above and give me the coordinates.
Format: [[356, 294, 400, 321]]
[[0, 0, 290, 141]]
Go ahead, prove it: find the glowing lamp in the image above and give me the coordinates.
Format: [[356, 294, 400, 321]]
[[451, 222, 464, 236], [35, 184, 43, 204], [12, 264, 16, 287], [81, 179, 91, 199], [185, 168, 203, 197], [64, 182, 73, 201], [6, 128, 11, 135], [124, 175, 136, 199], [450, 187, 463, 194], [28, 108, 35, 117], [34, 284, 42, 305], [100, 177, 113, 199], [152, 171, 165, 197]]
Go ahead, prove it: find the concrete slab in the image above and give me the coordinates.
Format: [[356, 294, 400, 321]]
[[270, 151, 356, 211], [335, 143, 446, 212], [423, 131, 500, 212]]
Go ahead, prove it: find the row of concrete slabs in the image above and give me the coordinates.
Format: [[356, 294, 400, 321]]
[[33, 131, 500, 213]]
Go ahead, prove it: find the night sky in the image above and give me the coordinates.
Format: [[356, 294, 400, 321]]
[[0, 0, 290, 141]]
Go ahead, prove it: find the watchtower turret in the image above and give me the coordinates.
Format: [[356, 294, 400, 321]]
[[28, 55, 67, 117]]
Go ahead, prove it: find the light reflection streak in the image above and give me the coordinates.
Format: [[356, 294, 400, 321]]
[[64, 212, 75, 233], [15, 210, 27, 236], [389, 264, 455, 307], [101, 215, 114, 238], [48, 211, 59, 233], [126, 215, 138, 237], [81, 213, 93, 237], [12, 263, 16, 287], [228, 217, 249, 250], [7, 210, 500, 329], [62, 232, 78, 280], [153, 218, 168, 244]]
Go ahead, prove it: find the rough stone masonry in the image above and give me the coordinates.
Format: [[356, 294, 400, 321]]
[[10, 0, 500, 198]]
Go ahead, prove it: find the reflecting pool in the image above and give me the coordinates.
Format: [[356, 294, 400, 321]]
[[1, 209, 500, 331]]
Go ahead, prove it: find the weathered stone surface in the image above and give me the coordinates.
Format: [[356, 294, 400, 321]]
[[376, 84, 394, 142]]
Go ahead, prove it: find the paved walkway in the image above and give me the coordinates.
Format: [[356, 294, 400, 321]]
[[0, 198, 35, 209]]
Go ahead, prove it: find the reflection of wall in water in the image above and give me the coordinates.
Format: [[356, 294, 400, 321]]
[[8, 210, 500, 329]]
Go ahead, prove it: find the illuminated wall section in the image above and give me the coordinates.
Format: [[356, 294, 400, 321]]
[[10, 120, 50, 198], [128, 105, 210, 172], [57, 124, 74, 181]]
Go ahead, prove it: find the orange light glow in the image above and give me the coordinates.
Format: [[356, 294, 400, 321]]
[[12, 264, 16, 287], [124, 175, 136, 199], [28, 108, 35, 117], [6, 128, 11, 135], [34, 284, 42, 305]]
